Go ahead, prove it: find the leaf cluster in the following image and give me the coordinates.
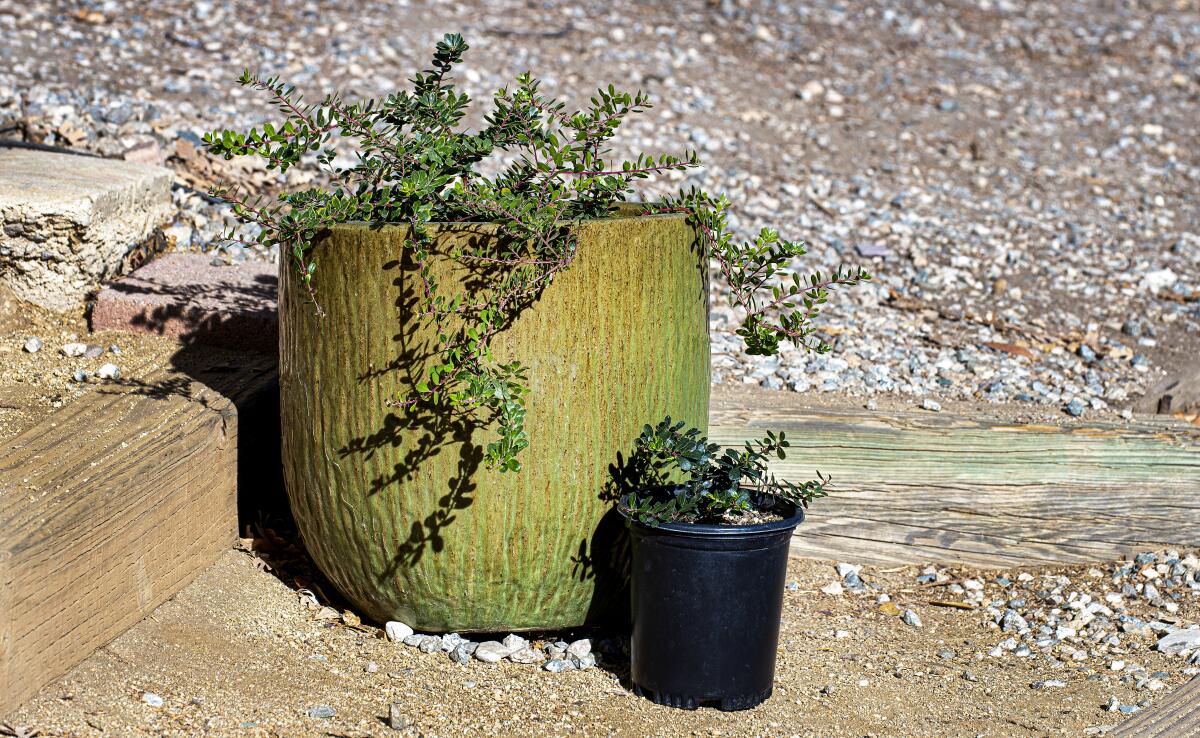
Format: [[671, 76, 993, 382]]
[[622, 416, 831, 526], [650, 190, 871, 356], [204, 33, 869, 475]]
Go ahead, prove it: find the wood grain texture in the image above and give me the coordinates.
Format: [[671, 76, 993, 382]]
[[0, 354, 275, 716], [279, 212, 710, 631], [709, 386, 1200, 567], [1112, 676, 1200, 737]]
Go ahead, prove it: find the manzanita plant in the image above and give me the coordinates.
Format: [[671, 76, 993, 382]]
[[621, 417, 831, 526], [203, 33, 869, 473]]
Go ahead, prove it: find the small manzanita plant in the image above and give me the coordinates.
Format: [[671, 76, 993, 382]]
[[622, 417, 831, 526], [203, 33, 869, 473]]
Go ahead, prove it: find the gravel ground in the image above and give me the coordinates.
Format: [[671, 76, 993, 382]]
[[2, 0, 1197, 420], [8, 543, 1200, 737]]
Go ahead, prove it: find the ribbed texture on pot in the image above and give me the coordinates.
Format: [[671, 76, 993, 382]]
[[279, 212, 709, 631]]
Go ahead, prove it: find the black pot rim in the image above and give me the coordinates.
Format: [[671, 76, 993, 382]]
[[618, 492, 805, 537]]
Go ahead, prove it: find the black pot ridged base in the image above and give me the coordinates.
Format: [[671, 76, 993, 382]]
[[633, 684, 774, 712], [623, 501, 803, 712]]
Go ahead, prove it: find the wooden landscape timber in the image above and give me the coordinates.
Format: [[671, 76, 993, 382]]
[[0, 351, 277, 715], [1112, 674, 1200, 737], [709, 386, 1200, 568]]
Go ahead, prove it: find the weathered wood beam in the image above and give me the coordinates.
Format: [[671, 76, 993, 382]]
[[709, 386, 1200, 567], [1112, 675, 1200, 737], [0, 353, 276, 716]]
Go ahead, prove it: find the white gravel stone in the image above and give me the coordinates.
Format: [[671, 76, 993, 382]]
[[384, 621, 414, 642], [473, 641, 513, 663], [1139, 269, 1178, 293], [509, 647, 547, 664], [1156, 628, 1200, 655], [565, 639, 591, 659]]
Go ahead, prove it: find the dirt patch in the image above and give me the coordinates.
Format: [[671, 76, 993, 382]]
[[8, 549, 1195, 737], [0, 285, 181, 442]]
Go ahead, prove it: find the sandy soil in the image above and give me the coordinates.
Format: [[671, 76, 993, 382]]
[[0, 285, 181, 442], [7, 546, 1196, 738]]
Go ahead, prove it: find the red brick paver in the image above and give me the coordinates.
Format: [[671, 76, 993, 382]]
[[92, 253, 277, 353]]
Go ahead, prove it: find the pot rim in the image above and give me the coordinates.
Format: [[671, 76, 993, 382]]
[[618, 489, 805, 537], [325, 203, 682, 231]]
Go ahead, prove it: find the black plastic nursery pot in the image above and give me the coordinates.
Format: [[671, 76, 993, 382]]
[[621, 500, 804, 711]]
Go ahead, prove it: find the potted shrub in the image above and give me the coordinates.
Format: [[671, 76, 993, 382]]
[[620, 420, 831, 710], [203, 34, 867, 632]]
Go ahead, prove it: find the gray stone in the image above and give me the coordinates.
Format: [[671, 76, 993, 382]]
[[307, 705, 336, 719], [1066, 398, 1086, 417], [543, 659, 574, 673], [83, 344, 104, 359], [0, 148, 172, 311], [501, 634, 527, 651], [142, 692, 163, 707], [921, 398, 941, 412], [401, 633, 424, 647], [22, 336, 41, 353], [96, 363, 120, 380], [855, 242, 893, 258], [901, 609, 922, 627], [474, 641, 513, 663], [61, 342, 87, 357], [440, 633, 466, 651], [1001, 610, 1030, 633], [388, 703, 409, 731], [417, 635, 443, 653], [568, 652, 596, 669], [449, 644, 474, 664], [835, 563, 861, 578]]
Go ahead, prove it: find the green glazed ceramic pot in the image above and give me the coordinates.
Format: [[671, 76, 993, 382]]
[[279, 209, 709, 631]]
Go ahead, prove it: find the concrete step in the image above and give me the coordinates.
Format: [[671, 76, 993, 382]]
[[0, 147, 173, 311]]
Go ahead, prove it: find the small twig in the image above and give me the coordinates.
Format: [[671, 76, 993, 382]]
[[928, 600, 977, 610]]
